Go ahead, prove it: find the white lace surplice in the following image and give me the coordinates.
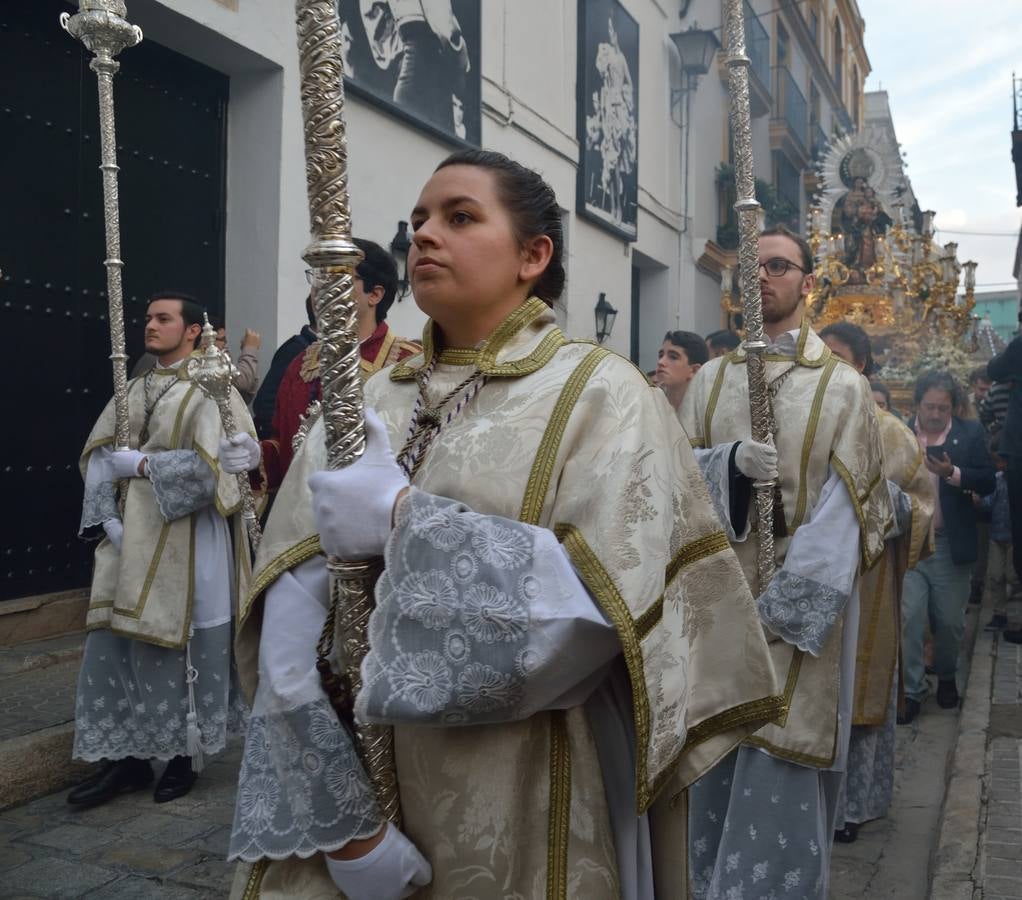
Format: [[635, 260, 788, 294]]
[[73, 452, 244, 762]]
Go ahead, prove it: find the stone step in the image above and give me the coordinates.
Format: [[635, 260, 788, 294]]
[[0, 633, 94, 810]]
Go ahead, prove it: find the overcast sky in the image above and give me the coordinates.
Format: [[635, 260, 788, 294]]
[[857, 0, 1021, 292]]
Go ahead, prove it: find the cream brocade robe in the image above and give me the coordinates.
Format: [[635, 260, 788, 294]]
[[680, 320, 891, 766], [854, 410, 935, 726], [234, 298, 783, 899], [80, 363, 253, 648]]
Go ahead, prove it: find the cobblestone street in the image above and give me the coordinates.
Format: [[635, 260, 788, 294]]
[[0, 746, 239, 899], [1, 597, 1019, 898]]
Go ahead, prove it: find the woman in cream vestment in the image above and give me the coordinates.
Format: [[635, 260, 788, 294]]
[[228, 150, 783, 900]]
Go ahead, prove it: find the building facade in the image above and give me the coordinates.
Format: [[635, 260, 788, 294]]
[[0, 0, 869, 613], [683, 0, 869, 336]]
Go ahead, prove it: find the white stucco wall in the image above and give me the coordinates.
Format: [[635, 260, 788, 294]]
[[124, 0, 699, 375]]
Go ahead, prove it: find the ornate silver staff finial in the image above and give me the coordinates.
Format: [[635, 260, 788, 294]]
[[186, 313, 262, 552], [60, 0, 143, 454], [294, 0, 401, 825], [723, 0, 776, 590]]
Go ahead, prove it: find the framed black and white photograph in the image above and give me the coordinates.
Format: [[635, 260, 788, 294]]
[[337, 0, 481, 147], [577, 0, 639, 241]]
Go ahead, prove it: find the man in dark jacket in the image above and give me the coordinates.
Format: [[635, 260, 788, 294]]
[[986, 330, 1021, 587], [901, 370, 996, 722], [251, 295, 317, 438]]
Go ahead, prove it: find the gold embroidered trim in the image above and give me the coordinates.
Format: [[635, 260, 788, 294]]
[[195, 444, 243, 519], [730, 319, 831, 369], [242, 535, 323, 627], [481, 328, 566, 377], [636, 531, 733, 640], [436, 348, 479, 366], [390, 297, 556, 380], [830, 456, 887, 570], [674, 692, 788, 775], [703, 357, 731, 447], [372, 329, 397, 369], [519, 347, 610, 526], [169, 385, 198, 447], [241, 860, 268, 900], [634, 599, 663, 643], [554, 524, 654, 811], [744, 646, 836, 770], [667, 531, 731, 586], [299, 342, 320, 383], [546, 710, 571, 900], [854, 546, 889, 718], [790, 358, 838, 531], [134, 520, 173, 618]]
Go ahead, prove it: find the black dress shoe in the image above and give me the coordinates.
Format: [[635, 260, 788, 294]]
[[834, 822, 859, 843], [67, 758, 153, 807], [937, 679, 959, 709], [154, 755, 197, 803], [897, 698, 920, 725]]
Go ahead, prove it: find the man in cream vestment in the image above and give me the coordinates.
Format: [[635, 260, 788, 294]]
[[69, 295, 256, 806], [228, 297, 784, 899], [680, 228, 891, 900]]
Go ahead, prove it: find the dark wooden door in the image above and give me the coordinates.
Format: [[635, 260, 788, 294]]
[[0, 2, 228, 602]]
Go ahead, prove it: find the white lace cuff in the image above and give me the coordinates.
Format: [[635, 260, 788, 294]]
[[757, 570, 846, 657], [355, 489, 618, 727], [147, 450, 216, 521], [228, 697, 383, 862]]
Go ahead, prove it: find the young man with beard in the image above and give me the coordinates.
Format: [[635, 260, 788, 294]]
[[68, 292, 261, 807], [680, 226, 891, 899]]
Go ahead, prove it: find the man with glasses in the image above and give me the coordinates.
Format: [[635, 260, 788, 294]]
[[258, 238, 420, 493], [901, 371, 995, 721], [680, 225, 891, 900]]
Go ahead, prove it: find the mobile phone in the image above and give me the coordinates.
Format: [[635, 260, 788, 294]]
[[925, 445, 946, 460]]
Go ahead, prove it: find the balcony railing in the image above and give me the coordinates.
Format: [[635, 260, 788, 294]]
[[745, 1, 770, 96], [772, 66, 807, 153]]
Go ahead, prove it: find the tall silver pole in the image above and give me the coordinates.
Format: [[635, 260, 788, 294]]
[[723, 0, 776, 590], [294, 0, 401, 825], [61, 1, 142, 453]]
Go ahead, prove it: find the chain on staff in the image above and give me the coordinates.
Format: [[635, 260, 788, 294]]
[[60, 1, 142, 454], [293, 0, 402, 824], [187, 316, 263, 553], [722, 0, 776, 591]]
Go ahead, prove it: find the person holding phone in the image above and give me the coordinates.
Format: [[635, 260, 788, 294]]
[[902, 370, 996, 722]]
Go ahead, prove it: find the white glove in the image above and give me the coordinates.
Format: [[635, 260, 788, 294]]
[[102, 519, 123, 551], [308, 408, 409, 559], [325, 824, 432, 900], [218, 433, 261, 474], [110, 449, 147, 480], [735, 439, 778, 482]]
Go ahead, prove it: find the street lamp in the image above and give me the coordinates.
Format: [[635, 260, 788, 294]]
[[389, 220, 412, 300], [669, 25, 721, 90], [594, 293, 618, 344]]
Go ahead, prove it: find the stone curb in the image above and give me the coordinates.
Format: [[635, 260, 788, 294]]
[[0, 722, 95, 812], [929, 604, 993, 900]]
